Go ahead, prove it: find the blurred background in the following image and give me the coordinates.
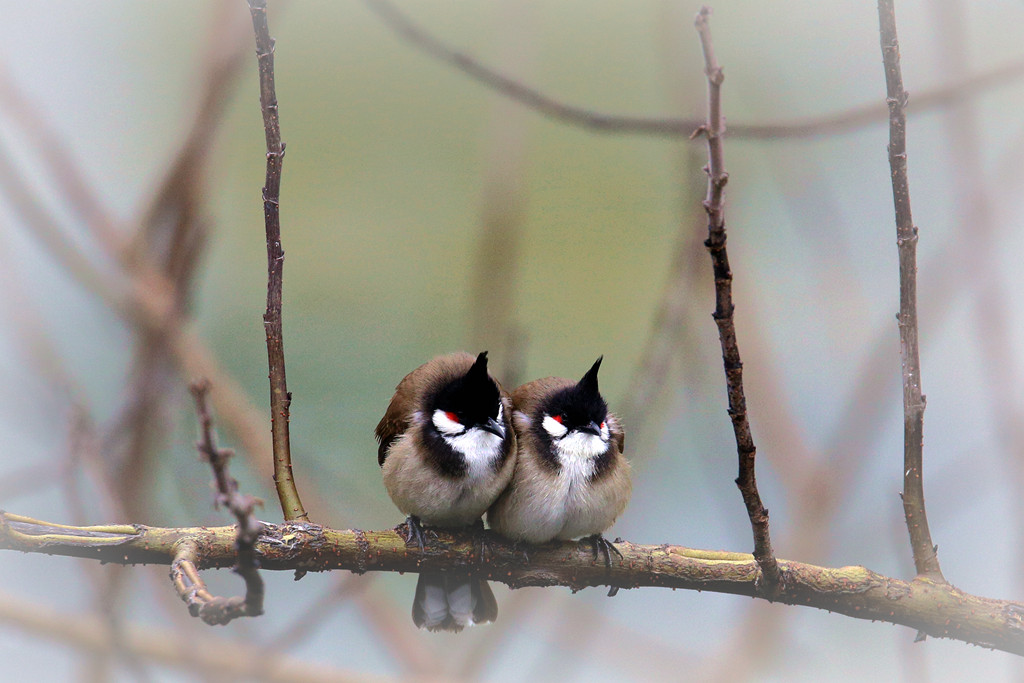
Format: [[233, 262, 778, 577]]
[[0, 0, 1023, 680]]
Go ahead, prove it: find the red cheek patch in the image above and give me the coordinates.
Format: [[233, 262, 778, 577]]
[[445, 412, 459, 423]]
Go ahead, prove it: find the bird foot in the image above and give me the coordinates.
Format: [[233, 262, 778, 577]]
[[586, 534, 623, 597], [400, 516, 435, 551], [587, 533, 623, 568]]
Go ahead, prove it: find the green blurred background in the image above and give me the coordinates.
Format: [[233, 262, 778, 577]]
[[1, 0, 1024, 680]]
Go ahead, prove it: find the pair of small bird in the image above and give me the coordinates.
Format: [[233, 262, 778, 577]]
[[376, 351, 631, 632]]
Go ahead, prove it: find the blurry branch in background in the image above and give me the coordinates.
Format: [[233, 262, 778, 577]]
[[618, 148, 708, 438], [0, 1, 267, 470], [0, 7, 251, 675], [707, 1, 974, 670], [878, 0, 943, 582], [693, 7, 780, 592], [3, 0, 1023, 677], [4, 516, 1024, 656], [704, 122, 1024, 676], [927, 0, 1024, 605], [0, 592, 373, 683], [262, 574, 366, 652], [0, 0, 441, 672], [518, 597, 697, 682], [170, 381, 265, 625], [467, 1, 532, 389], [247, 0, 308, 523], [363, 0, 1024, 140]]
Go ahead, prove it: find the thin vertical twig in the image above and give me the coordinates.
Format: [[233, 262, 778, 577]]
[[175, 381, 265, 625], [693, 7, 780, 591], [877, 0, 943, 581], [247, 0, 308, 522]]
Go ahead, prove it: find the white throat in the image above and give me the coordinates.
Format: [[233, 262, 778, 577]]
[[541, 414, 610, 483], [431, 408, 504, 483]]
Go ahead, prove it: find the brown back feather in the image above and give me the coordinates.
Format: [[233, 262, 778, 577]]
[[376, 352, 480, 466]]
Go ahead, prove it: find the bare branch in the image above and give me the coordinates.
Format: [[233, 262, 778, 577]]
[[877, 0, 943, 581], [363, 0, 1024, 141], [3, 514, 1023, 656], [177, 381, 264, 625], [693, 6, 780, 591], [246, 0, 308, 522]]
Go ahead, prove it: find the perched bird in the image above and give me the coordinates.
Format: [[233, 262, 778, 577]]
[[488, 356, 631, 568], [376, 351, 515, 632]]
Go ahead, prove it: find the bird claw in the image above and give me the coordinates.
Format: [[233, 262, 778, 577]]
[[586, 534, 622, 596], [400, 516, 433, 552], [588, 533, 623, 568]]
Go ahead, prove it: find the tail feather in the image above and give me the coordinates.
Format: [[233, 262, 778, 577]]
[[412, 573, 497, 632], [471, 577, 498, 625]]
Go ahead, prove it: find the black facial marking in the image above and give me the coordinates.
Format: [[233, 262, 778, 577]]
[[421, 429, 469, 478], [591, 443, 615, 481], [422, 351, 510, 478], [532, 357, 611, 474], [429, 352, 502, 430]]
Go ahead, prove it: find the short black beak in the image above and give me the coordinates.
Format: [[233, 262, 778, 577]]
[[579, 421, 603, 437], [481, 417, 505, 438]]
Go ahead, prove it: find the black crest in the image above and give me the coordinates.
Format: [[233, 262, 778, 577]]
[[531, 356, 614, 477], [422, 351, 510, 477], [539, 356, 609, 433], [431, 352, 501, 425]]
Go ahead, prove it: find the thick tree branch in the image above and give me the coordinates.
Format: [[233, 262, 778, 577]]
[[363, 0, 1024, 140], [694, 7, 780, 591], [878, 0, 942, 581], [2, 513, 1022, 656], [247, 0, 308, 522]]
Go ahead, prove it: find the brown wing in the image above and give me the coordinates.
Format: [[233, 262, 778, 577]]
[[376, 352, 479, 466], [375, 362, 424, 466], [609, 413, 625, 453], [375, 396, 409, 466]]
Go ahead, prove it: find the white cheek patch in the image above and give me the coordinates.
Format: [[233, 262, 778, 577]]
[[542, 415, 568, 438], [432, 409, 464, 436], [496, 403, 503, 424]]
